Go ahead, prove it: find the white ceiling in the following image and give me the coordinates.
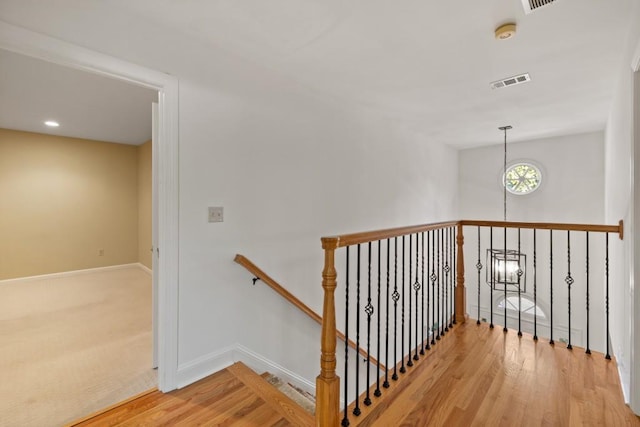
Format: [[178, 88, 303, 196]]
[[118, 0, 637, 148], [0, 0, 636, 148], [0, 49, 157, 145]]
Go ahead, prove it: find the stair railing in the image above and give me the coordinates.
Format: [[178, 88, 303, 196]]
[[234, 254, 385, 369], [317, 219, 623, 427], [316, 221, 462, 426], [459, 219, 623, 356]]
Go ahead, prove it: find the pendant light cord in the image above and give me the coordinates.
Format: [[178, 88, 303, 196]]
[[499, 126, 512, 222]]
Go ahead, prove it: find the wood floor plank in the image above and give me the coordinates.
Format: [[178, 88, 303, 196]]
[[72, 322, 639, 426], [347, 322, 640, 426]]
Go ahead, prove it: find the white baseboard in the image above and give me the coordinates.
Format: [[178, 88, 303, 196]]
[[175, 343, 316, 396], [234, 344, 316, 395], [0, 263, 145, 285], [175, 344, 236, 389], [137, 263, 152, 275]]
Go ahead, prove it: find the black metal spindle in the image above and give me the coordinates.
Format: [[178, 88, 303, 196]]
[[533, 229, 538, 341], [585, 232, 591, 355], [477, 226, 482, 325], [342, 248, 350, 427], [566, 231, 573, 350], [375, 241, 382, 396], [364, 243, 373, 406], [437, 229, 441, 340], [517, 228, 522, 337], [503, 226, 508, 333], [383, 239, 391, 388], [550, 230, 554, 346], [392, 237, 399, 380], [414, 233, 420, 361], [490, 227, 494, 329], [605, 233, 611, 360], [443, 229, 449, 334], [400, 236, 407, 374], [421, 232, 426, 355], [407, 235, 413, 368], [430, 231, 436, 345], [353, 245, 361, 416], [451, 227, 456, 326], [426, 231, 432, 350]]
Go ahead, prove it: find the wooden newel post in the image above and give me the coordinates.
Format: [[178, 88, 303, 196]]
[[316, 238, 340, 427], [455, 223, 466, 324]]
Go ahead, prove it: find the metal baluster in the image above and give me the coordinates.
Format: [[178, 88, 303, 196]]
[[605, 233, 611, 360], [585, 232, 591, 355], [407, 235, 413, 368], [517, 228, 522, 337], [490, 227, 494, 329], [364, 242, 373, 406], [451, 227, 456, 326], [414, 233, 420, 361], [477, 226, 482, 325], [392, 237, 399, 380], [444, 229, 450, 333], [533, 229, 538, 341], [353, 245, 361, 416], [550, 230, 554, 346], [400, 236, 407, 374], [430, 231, 436, 345], [426, 231, 432, 350], [503, 226, 508, 333], [566, 231, 573, 350], [421, 232, 426, 354], [437, 229, 441, 340], [375, 240, 382, 397], [342, 248, 350, 427], [383, 239, 391, 389]]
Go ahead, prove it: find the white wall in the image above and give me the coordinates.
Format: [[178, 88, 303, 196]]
[[459, 132, 609, 352], [459, 131, 604, 223], [0, 7, 458, 388], [604, 1, 640, 409]]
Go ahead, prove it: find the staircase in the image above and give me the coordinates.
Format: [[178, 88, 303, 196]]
[[70, 362, 314, 426]]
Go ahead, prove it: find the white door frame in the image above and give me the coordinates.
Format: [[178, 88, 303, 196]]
[[0, 21, 180, 392]]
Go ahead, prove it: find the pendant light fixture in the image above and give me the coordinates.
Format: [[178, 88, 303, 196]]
[[487, 126, 527, 292]]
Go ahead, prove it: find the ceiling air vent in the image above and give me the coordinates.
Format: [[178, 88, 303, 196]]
[[521, 0, 556, 14], [490, 73, 531, 90]]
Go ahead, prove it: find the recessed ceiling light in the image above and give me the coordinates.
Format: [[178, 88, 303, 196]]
[[44, 120, 60, 127]]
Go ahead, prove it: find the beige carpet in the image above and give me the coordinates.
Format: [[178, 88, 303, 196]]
[[0, 265, 157, 427]]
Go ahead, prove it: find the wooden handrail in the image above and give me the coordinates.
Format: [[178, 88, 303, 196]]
[[321, 219, 623, 249], [460, 219, 624, 239], [322, 220, 460, 249], [234, 254, 385, 371]]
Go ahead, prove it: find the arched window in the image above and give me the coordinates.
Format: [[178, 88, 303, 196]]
[[503, 162, 542, 195]]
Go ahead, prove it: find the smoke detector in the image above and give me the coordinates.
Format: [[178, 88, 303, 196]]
[[521, 0, 556, 14], [490, 73, 531, 90], [495, 23, 516, 40]]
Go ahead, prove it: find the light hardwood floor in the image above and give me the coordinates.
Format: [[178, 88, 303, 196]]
[[69, 320, 639, 426], [347, 321, 640, 426], [71, 362, 313, 426]]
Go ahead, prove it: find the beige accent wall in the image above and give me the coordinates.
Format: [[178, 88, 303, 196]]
[[137, 140, 152, 269], [0, 128, 140, 280]]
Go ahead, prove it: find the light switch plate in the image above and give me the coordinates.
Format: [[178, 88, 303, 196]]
[[208, 206, 224, 223]]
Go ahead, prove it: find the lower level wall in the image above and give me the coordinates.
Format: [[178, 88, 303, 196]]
[[0, 129, 141, 279]]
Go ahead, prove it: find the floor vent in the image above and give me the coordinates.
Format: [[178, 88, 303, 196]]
[[490, 73, 531, 90], [521, 0, 556, 14]]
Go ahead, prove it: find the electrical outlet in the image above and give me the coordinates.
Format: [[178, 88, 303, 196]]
[[208, 206, 224, 223]]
